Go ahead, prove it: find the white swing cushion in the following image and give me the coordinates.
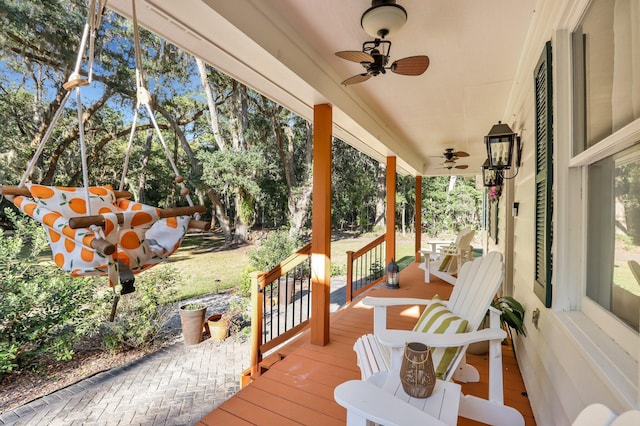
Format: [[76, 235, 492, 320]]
[[413, 296, 469, 378]]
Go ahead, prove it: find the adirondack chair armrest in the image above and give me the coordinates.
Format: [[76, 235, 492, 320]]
[[376, 328, 507, 349], [363, 296, 440, 335], [362, 296, 435, 307], [377, 327, 506, 375], [334, 380, 448, 426]]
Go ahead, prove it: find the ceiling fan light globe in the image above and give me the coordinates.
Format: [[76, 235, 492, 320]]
[[361, 3, 407, 39]]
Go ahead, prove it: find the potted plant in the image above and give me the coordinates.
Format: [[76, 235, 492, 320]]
[[467, 296, 527, 355], [492, 296, 527, 349], [179, 303, 207, 345], [207, 313, 230, 341]]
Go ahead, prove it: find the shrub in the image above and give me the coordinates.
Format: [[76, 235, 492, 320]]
[[248, 230, 300, 271], [239, 266, 255, 297], [226, 297, 251, 340], [0, 209, 97, 378], [331, 263, 347, 277], [95, 265, 180, 352]]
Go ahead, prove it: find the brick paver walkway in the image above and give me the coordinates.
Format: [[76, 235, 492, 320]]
[[0, 279, 346, 425], [0, 338, 250, 426]]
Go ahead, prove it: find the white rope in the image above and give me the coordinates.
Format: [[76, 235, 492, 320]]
[[124, 0, 195, 207], [131, 0, 145, 90], [19, 1, 97, 187], [19, 90, 73, 187], [86, 0, 98, 81], [75, 87, 93, 216], [119, 107, 139, 192], [143, 103, 195, 207], [73, 22, 90, 77]]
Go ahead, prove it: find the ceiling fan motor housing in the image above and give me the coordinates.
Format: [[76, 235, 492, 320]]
[[361, 0, 408, 39]]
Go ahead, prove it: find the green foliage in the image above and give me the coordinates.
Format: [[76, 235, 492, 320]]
[[0, 209, 97, 378], [96, 266, 180, 352], [422, 176, 482, 236], [239, 194, 255, 225], [0, 342, 18, 376], [181, 303, 206, 311], [239, 266, 255, 297], [226, 298, 251, 340], [331, 140, 379, 232], [331, 263, 347, 277], [199, 149, 267, 198], [248, 230, 300, 271], [369, 261, 384, 279], [491, 296, 527, 337]]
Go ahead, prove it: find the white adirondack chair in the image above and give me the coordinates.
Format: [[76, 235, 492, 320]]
[[572, 403, 640, 426], [348, 252, 525, 426], [419, 228, 475, 284]]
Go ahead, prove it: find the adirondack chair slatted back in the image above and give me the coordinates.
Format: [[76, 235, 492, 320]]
[[446, 251, 504, 332], [454, 228, 475, 251]]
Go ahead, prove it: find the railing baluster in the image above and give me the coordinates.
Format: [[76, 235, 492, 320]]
[[345, 234, 387, 302], [249, 243, 313, 380]]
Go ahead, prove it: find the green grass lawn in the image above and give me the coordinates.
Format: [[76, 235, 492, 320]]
[[164, 232, 250, 300], [165, 231, 421, 301]]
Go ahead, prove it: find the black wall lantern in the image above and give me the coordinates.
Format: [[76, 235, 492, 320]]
[[482, 121, 522, 184], [386, 258, 400, 289], [482, 159, 503, 187], [484, 121, 521, 170]]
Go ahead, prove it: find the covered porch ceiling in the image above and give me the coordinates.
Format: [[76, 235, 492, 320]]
[[107, 0, 537, 176]]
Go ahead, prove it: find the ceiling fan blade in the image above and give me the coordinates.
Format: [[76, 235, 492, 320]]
[[455, 165, 469, 169], [336, 50, 374, 64], [453, 151, 470, 157], [341, 73, 372, 86], [390, 55, 430, 76]]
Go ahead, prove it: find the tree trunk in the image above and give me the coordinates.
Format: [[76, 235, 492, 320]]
[[289, 186, 312, 237], [155, 103, 233, 241], [264, 97, 313, 237], [205, 188, 232, 241], [234, 190, 253, 243], [401, 202, 406, 236], [195, 58, 226, 151]]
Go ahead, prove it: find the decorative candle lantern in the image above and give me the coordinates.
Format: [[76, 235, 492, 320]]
[[484, 121, 520, 170], [482, 159, 503, 187], [399, 341, 436, 398], [386, 258, 399, 289]]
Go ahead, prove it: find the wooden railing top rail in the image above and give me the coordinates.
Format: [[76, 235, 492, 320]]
[[259, 242, 312, 287], [348, 234, 385, 259]]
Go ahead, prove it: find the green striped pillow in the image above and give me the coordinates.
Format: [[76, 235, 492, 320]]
[[413, 296, 469, 379]]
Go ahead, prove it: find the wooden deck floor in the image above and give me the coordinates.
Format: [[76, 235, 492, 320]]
[[197, 262, 536, 425]]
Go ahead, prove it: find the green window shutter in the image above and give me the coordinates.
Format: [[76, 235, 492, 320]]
[[534, 41, 553, 308]]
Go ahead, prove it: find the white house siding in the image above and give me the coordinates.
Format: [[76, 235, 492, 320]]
[[494, 0, 639, 424]]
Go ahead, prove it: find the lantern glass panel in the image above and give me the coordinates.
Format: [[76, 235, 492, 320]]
[[487, 135, 514, 169], [482, 167, 498, 187], [386, 259, 400, 289]]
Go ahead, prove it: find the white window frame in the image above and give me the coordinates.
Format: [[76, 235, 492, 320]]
[[553, 0, 640, 406]]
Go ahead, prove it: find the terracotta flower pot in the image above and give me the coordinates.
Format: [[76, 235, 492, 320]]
[[179, 304, 207, 345], [208, 314, 229, 341]]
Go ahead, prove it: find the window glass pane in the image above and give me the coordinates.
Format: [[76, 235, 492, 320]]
[[573, 0, 640, 153], [587, 145, 640, 331]]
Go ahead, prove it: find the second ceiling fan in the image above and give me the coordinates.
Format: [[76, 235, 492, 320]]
[[434, 148, 469, 170], [335, 0, 429, 86]]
